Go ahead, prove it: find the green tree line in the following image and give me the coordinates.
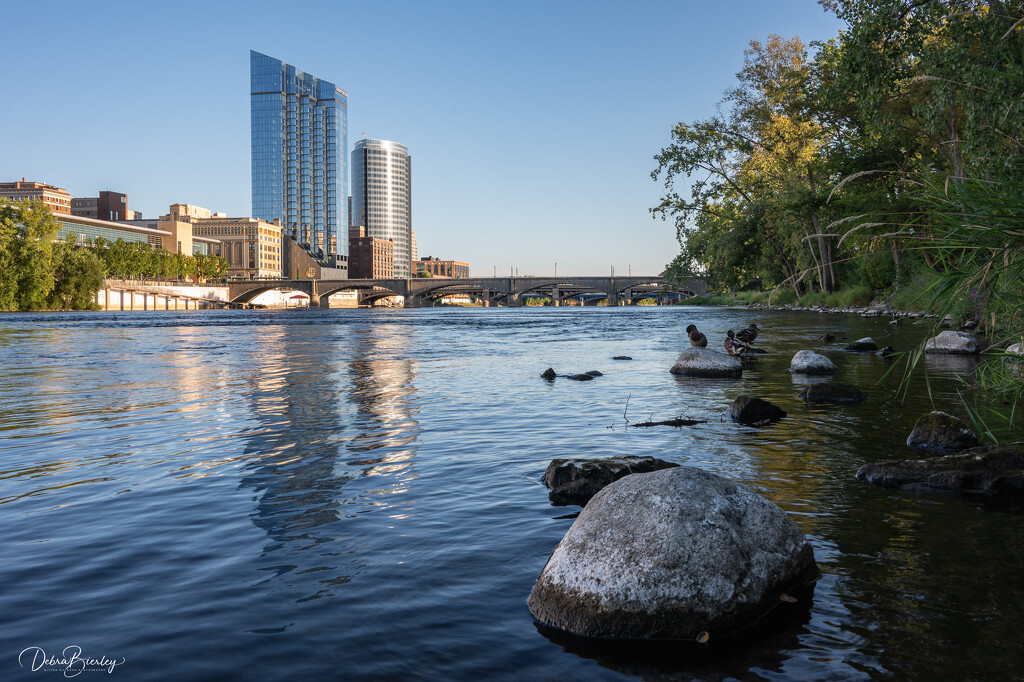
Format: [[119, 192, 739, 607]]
[[1, 199, 228, 311], [653, 0, 1023, 315]]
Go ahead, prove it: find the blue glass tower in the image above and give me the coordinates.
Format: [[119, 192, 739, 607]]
[[250, 50, 348, 265]]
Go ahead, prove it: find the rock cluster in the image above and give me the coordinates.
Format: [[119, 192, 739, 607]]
[[528, 467, 819, 640]]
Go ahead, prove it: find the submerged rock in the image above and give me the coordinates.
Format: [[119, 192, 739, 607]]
[[542, 456, 678, 506], [567, 373, 595, 381], [728, 396, 787, 425], [789, 350, 839, 375], [876, 346, 897, 358], [541, 368, 557, 380], [528, 467, 819, 640], [670, 347, 742, 377], [907, 411, 979, 451], [844, 337, 879, 351], [925, 330, 979, 355], [856, 442, 1024, 493], [612, 356, 633, 360], [585, 370, 603, 377], [798, 384, 867, 404]]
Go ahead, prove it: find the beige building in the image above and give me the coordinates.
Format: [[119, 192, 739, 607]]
[[192, 215, 283, 279], [0, 178, 73, 214], [415, 256, 469, 278]]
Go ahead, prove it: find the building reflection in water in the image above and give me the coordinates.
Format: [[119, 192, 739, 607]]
[[237, 318, 420, 600]]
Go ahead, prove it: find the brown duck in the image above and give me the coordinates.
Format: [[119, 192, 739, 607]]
[[735, 324, 759, 345], [686, 324, 708, 348], [724, 330, 747, 356]]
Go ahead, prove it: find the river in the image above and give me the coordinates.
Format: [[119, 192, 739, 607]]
[[1, 306, 1021, 680]]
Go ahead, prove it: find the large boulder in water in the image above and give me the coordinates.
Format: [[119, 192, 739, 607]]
[[727, 396, 786, 425], [925, 330, 979, 355], [542, 456, 679, 506], [670, 347, 742, 377], [856, 442, 1024, 493], [906, 411, 979, 451], [789, 350, 838, 375], [528, 467, 819, 640]]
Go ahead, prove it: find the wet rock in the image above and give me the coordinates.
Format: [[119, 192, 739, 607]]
[[925, 330, 979, 355], [541, 368, 557, 380], [818, 334, 836, 342], [585, 370, 603, 377], [612, 356, 633, 361], [798, 384, 867, 404], [528, 467, 819, 639], [876, 346, 897, 358], [542, 456, 679, 506], [856, 442, 1024, 493], [907, 411, 979, 451], [670, 347, 742, 377], [566, 373, 595, 381], [728, 396, 787, 425], [844, 337, 879, 351], [789, 350, 839, 375], [1007, 343, 1023, 356]]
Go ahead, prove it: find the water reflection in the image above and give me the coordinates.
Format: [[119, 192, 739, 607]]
[[237, 319, 421, 600]]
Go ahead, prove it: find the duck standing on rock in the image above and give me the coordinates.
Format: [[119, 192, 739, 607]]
[[724, 330, 747, 357], [736, 324, 759, 345], [686, 324, 708, 348]]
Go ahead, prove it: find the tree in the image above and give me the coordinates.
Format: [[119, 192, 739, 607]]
[[48, 234, 105, 310]]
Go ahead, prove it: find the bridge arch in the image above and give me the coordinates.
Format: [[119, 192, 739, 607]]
[[229, 280, 314, 304]]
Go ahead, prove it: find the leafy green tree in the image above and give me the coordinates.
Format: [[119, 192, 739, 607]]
[[48, 234, 105, 310]]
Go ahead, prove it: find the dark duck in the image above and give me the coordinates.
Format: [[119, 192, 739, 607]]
[[724, 330, 747, 356], [686, 324, 708, 348], [735, 324, 759, 345]]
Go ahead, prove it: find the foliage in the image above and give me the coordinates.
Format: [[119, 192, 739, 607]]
[[49, 235, 105, 310]]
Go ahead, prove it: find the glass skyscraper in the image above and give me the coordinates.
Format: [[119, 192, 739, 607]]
[[351, 139, 412, 278], [250, 50, 348, 265]]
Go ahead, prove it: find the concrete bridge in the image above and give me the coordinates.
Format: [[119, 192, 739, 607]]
[[227, 276, 707, 308]]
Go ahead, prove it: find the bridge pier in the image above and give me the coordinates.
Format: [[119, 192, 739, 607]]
[[551, 285, 560, 307]]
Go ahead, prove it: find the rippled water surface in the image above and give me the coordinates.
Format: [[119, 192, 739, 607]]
[[2, 307, 1022, 680]]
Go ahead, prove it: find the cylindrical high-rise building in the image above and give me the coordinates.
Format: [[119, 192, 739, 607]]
[[351, 139, 412, 277]]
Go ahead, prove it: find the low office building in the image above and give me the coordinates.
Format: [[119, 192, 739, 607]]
[[189, 211, 283, 279], [415, 256, 469, 278], [1, 179, 73, 214], [348, 226, 394, 279]]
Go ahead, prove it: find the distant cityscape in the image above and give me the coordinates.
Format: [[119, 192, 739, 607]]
[[0, 51, 469, 283]]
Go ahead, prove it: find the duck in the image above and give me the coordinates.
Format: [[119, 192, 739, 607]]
[[686, 324, 708, 348], [735, 323, 759, 345], [724, 330, 747, 356]]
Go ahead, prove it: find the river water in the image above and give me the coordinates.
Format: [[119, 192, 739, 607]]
[[1, 307, 1022, 680]]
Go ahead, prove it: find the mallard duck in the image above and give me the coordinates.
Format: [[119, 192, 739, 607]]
[[735, 323, 759, 344], [686, 324, 707, 348], [724, 330, 746, 356]]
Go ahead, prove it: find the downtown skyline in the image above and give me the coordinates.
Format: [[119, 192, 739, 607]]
[[1, 0, 844, 276]]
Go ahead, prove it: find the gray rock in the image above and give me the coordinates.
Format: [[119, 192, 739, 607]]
[[876, 346, 897, 358], [528, 467, 819, 639], [1007, 343, 1023, 356], [542, 456, 679, 506], [728, 396, 787, 425], [907, 411, 979, 451], [585, 370, 603, 377], [844, 337, 878, 351], [789, 350, 839, 375], [925, 330, 979, 355], [567, 373, 594, 381], [798, 384, 867, 404], [612, 356, 633, 360], [856, 442, 1024, 493], [670, 347, 742, 377]]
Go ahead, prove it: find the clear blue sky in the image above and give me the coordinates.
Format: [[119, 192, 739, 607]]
[[2, 0, 844, 276]]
